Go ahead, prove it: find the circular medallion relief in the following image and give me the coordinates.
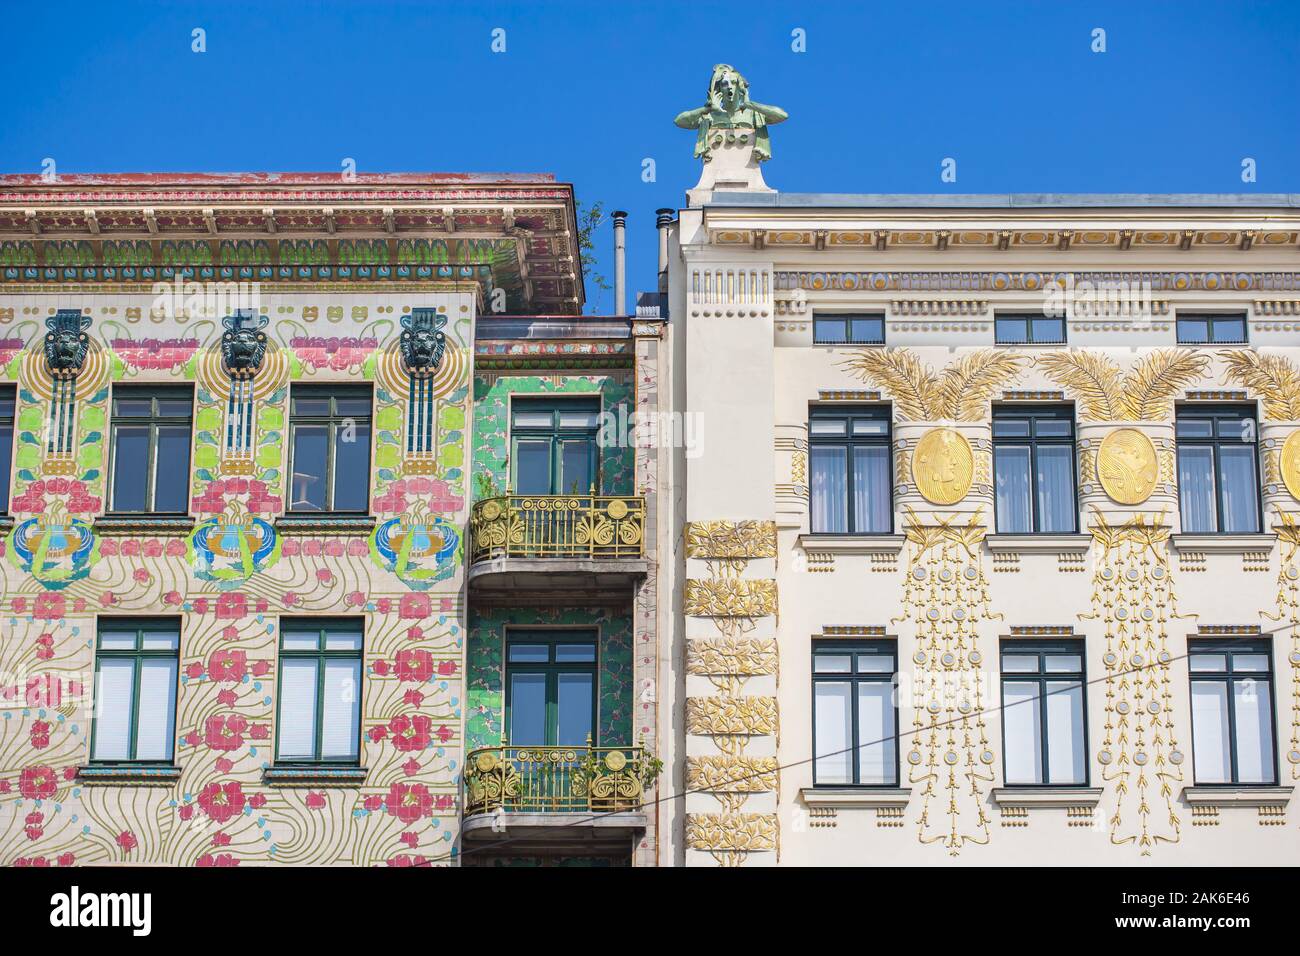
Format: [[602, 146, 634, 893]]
[[1281, 431, 1300, 502], [911, 427, 974, 505], [1097, 428, 1158, 505]]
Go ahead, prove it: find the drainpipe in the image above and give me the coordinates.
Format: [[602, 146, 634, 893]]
[[612, 210, 628, 316], [656, 208, 673, 297]]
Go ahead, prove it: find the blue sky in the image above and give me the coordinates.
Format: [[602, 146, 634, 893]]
[[1, 0, 1297, 313]]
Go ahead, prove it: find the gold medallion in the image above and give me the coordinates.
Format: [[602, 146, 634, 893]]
[[911, 428, 974, 505], [1097, 428, 1158, 505], [1281, 431, 1300, 502]]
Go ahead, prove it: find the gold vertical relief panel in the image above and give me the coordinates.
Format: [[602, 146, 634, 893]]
[[895, 509, 999, 855], [684, 520, 779, 865], [1083, 514, 1187, 855], [1269, 515, 1300, 776]]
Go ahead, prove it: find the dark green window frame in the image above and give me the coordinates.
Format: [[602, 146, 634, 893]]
[[107, 385, 193, 515], [1177, 312, 1247, 345], [998, 640, 1089, 787], [287, 385, 373, 514], [1188, 639, 1277, 786], [1175, 404, 1261, 534], [992, 404, 1079, 534], [811, 641, 899, 787], [808, 404, 893, 535], [509, 397, 601, 495], [274, 618, 364, 766], [0, 384, 14, 514], [504, 629, 599, 747], [89, 618, 181, 766], [813, 313, 885, 346], [994, 313, 1066, 345]]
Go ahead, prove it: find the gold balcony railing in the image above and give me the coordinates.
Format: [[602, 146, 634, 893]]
[[468, 494, 645, 563], [463, 743, 657, 817]]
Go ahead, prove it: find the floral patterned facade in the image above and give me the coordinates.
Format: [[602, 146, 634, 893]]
[[0, 174, 675, 868]]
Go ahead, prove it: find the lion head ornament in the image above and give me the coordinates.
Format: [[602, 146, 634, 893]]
[[43, 310, 92, 373], [221, 310, 269, 374], [400, 310, 448, 373]]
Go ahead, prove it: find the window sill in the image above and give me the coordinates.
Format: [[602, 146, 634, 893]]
[[991, 787, 1103, 808], [795, 534, 906, 555], [274, 514, 377, 536], [1182, 785, 1292, 807], [0, 514, 13, 533], [799, 787, 910, 810], [985, 534, 1091, 555], [263, 766, 368, 787], [78, 765, 181, 787], [1170, 533, 1276, 555], [93, 515, 194, 537]]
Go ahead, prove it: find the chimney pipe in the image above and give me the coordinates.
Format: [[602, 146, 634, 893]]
[[612, 210, 628, 316], [656, 208, 673, 296]]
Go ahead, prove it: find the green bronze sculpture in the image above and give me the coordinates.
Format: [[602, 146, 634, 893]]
[[674, 64, 788, 163]]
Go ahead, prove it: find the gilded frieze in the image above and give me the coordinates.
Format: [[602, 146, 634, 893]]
[[1084, 513, 1186, 855], [1036, 349, 1209, 422], [1219, 350, 1300, 421], [684, 578, 778, 618], [686, 638, 778, 676], [1266, 514, 1300, 775], [685, 812, 779, 859], [840, 348, 1025, 422], [685, 696, 779, 736], [685, 519, 778, 558], [686, 756, 780, 793]]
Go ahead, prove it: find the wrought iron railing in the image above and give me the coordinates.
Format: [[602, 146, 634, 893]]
[[462, 743, 655, 817], [468, 494, 645, 563]]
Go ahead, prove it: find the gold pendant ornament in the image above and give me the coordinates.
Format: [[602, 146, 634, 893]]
[[911, 427, 974, 505], [1097, 427, 1159, 505], [1281, 430, 1300, 502]]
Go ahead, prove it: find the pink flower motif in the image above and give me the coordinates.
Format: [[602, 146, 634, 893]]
[[34, 594, 66, 620], [368, 726, 387, 743], [403, 690, 424, 708], [363, 794, 385, 812], [395, 649, 434, 683], [30, 721, 51, 749], [165, 539, 186, 557], [57, 853, 75, 867], [281, 539, 300, 557], [399, 594, 431, 620], [346, 591, 366, 607], [249, 793, 267, 809], [179, 804, 195, 821], [437, 661, 457, 677], [99, 592, 117, 608], [406, 626, 423, 641], [372, 660, 390, 676], [197, 853, 240, 867], [215, 757, 234, 774], [142, 540, 164, 558], [99, 540, 119, 556], [282, 592, 299, 607], [302, 540, 322, 557], [389, 714, 432, 752], [207, 649, 248, 682], [217, 689, 237, 708], [186, 662, 205, 680], [197, 781, 246, 824], [184, 731, 202, 747], [386, 783, 433, 825], [375, 598, 391, 614], [11, 597, 27, 615], [212, 832, 231, 847], [192, 598, 209, 614], [323, 540, 344, 558], [215, 593, 247, 620], [116, 831, 138, 853], [386, 854, 428, 867], [252, 660, 271, 677], [250, 724, 269, 740], [121, 540, 140, 557], [305, 791, 326, 810], [164, 590, 183, 606], [435, 724, 453, 744], [222, 625, 239, 641], [204, 714, 248, 752], [402, 758, 420, 777], [132, 568, 150, 584], [316, 569, 334, 584], [19, 766, 56, 800], [400, 831, 419, 849], [347, 539, 369, 557]]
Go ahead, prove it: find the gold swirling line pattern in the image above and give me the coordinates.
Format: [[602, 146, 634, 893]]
[[895, 509, 998, 855], [685, 520, 778, 558], [1083, 513, 1186, 855]]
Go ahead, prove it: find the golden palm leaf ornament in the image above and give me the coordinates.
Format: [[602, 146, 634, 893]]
[[1218, 349, 1300, 421], [839, 348, 940, 420], [1120, 349, 1210, 420], [1035, 350, 1125, 421], [938, 349, 1026, 421]]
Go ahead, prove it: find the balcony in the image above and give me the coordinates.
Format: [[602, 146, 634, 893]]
[[466, 494, 649, 600], [460, 743, 654, 856]]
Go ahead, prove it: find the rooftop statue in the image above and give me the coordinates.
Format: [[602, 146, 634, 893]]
[[674, 64, 788, 163]]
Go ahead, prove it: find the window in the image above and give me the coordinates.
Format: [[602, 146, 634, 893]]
[[812, 642, 897, 786], [288, 386, 372, 513], [1189, 640, 1276, 785], [275, 620, 363, 764], [1000, 641, 1087, 786], [1177, 312, 1247, 345], [814, 313, 885, 346], [0, 385, 14, 514], [808, 405, 892, 534], [995, 313, 1066, 345], [90, 620, 180, 764], [108, 387, 192, 514], [992, 405, 1077, 534], [510, 398, 600, 496], [1176, 405, 1260, 533], [506, 630, 597, 746]]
